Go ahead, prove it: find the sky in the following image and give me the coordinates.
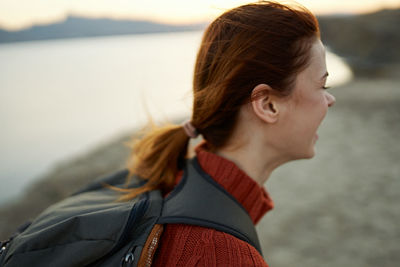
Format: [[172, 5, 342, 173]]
[[0, 0, 400, 30]]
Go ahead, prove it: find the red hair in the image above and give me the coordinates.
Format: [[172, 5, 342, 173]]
[[119, 1, 320, 200]]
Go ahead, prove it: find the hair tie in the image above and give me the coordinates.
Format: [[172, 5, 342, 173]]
[[182, 120, 199, 138]]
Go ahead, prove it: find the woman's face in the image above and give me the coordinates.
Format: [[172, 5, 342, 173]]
[[278, 39, 335, 159]]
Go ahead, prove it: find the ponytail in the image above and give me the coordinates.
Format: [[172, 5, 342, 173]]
[[112, 1, 320, 201], [116, 123, 190, 201]]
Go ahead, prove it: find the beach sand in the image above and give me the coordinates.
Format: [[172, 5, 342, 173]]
[[1, 78, 399, 266], [258, 78, 400, 266]]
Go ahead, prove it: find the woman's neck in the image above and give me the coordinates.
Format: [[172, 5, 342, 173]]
[[215, 143, 288, 186]]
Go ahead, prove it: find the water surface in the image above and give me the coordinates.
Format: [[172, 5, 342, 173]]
[[0, 31, 352, 202]]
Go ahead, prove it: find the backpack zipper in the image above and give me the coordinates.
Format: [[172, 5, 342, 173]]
[[0, 240, 10, 265], [0, 242, 7, 255], [120, 224, 163, 267], [93, 193, 150, 266], [143, 226, 163, 267], [120, 247, 135, 267]]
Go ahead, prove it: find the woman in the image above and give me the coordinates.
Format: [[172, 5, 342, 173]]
[[125, 1, 335, 266]]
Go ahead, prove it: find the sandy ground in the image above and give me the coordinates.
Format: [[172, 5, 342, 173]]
[[1, 78, 399, 266], [257, 78, 400, 266]]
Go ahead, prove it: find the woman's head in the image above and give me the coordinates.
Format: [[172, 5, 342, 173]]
[[123, 1, 331, 199], [192, 1, 321, 150], [255, 39, 335, 161]]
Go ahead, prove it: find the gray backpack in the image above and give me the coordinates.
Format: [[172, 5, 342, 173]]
[[0, 158, 262, 266]]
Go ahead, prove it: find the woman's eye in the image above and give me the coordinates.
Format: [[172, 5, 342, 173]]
[[322, 86, 330, 90]]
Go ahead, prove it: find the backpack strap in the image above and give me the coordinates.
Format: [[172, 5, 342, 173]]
[[157, 157, 263, 255]]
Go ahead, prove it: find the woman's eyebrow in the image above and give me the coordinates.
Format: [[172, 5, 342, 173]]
[[321, 72, 329, 80]]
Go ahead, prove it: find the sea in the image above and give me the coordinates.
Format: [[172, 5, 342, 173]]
[[0, 30, 352, 203]]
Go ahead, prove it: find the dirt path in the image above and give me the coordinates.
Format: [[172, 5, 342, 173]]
[[1, 78, 399, 266], [258, 78, 400, 266]]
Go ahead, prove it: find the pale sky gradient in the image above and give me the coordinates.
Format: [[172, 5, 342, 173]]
[[1, 0, 400, 30]]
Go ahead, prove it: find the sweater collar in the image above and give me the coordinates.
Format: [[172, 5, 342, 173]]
[[195, 143, 274, 224]]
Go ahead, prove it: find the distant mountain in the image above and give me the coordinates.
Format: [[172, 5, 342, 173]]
[[318, 8, 400, 76], [0, 15, 208, 44]]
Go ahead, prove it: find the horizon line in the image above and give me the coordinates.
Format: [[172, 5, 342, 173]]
[[1, 5, 398, 32]]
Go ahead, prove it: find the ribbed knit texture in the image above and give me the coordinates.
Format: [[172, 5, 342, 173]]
[[153, 143, 274, 267]]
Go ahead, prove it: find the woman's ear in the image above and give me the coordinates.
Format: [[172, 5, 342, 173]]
[[250, 84, 279, 124]]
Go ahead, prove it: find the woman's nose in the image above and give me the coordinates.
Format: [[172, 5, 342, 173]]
[[326, 92, 336, 107]]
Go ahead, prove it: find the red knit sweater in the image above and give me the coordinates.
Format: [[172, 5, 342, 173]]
[[152, 144, 274, 266]]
